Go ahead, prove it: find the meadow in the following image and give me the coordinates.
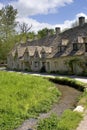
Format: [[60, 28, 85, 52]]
[[0, 71, 60, 130]]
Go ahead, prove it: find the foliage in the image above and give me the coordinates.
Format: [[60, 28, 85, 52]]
[[0, 35, 19, 61], [65, 57, 85, 74], [38, 28, 54, 39], [17, 31, 36, 43], [37, 110, 82, 130], [37, 114, 59, 130], [78, 90, 87, 107], [0, 5, 18, 62], [0, 71, 60, 130], [0, 5, 17, 40]]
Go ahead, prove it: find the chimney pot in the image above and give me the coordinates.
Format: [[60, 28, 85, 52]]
[[55, 27, 61, 35], [79, 16, 85, 26]]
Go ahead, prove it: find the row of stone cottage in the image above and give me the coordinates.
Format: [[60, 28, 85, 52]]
[[7, 16, 87, 74]]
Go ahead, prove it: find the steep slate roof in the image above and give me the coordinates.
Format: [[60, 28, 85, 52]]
[[11, 45, 52, 59], [10, 19, 87, 59]]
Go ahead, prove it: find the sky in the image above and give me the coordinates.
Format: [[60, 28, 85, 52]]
[[0, 0, 87, 32]]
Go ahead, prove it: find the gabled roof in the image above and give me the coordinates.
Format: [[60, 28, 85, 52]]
[[10, 21, 87, 59], [11, 45, 52, 59]]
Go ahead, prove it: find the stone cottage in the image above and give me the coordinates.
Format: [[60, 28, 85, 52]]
[[7, 16, 87, 74]]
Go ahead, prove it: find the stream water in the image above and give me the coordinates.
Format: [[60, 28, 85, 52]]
[[15, 84, 82, 130]]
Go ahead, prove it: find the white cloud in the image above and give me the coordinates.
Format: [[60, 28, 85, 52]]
[[16, 16, 75, 33], [1, 1, 87, 33], [11, 0, 73, 17], [16, 12, 87, 33], [0, 3, 4, 9], [76, 12, 87, 19]]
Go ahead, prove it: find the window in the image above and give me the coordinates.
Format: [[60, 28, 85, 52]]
[[85, 43, 87, 52], [42, 62, 45, 67], [34, 62, 38, 67], [54, 61, 57, 68], [58, 46, 62, 52], [47, 62, 50, 71], [73, 43, 78, 51], [78, 36, 84, 43], [58, 46, 66, 52]]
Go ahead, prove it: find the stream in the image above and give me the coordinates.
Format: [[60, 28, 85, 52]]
[[15, 83, 82, 130]]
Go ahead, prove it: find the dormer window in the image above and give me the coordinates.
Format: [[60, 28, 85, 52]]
[[58, 46, 66, 53], [73, 43, 78, 51], [78, 36, 84, 43], [62, 39, 69, 45]]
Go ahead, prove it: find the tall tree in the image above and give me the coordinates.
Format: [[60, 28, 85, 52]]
[[0, 5, 17, 40]]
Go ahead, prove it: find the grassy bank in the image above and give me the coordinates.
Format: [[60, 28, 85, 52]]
[[37, 77, 87, 130], [37, 110, 82, 130], [0, 71, 60, 130], [50, 77, 85, 91], [50, 77, 87, 107]]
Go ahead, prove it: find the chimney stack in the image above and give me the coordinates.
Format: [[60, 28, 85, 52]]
[[47, 30, 51, 36], [55, 27, 61, 35], [79, 16, 85, 26]]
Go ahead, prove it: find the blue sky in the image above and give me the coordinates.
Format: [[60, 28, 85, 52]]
[[0, 0, 87, 32]]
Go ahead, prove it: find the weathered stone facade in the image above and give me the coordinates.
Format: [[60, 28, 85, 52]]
[[7, 17, 87, 74]]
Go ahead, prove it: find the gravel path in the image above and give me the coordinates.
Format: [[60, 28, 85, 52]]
[[15, 84, 81, 130]]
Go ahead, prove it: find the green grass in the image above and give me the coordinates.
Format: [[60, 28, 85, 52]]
[[37, 110, 83, 130], [0, 71, 60, 130]]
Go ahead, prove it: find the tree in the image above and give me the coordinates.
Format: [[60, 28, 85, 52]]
[[38, 28, 54, 39], [19, 23, 32, 34], [0, 5, 18, 40], [19, 22, 32, 42], [0, 5, 18, 62]]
